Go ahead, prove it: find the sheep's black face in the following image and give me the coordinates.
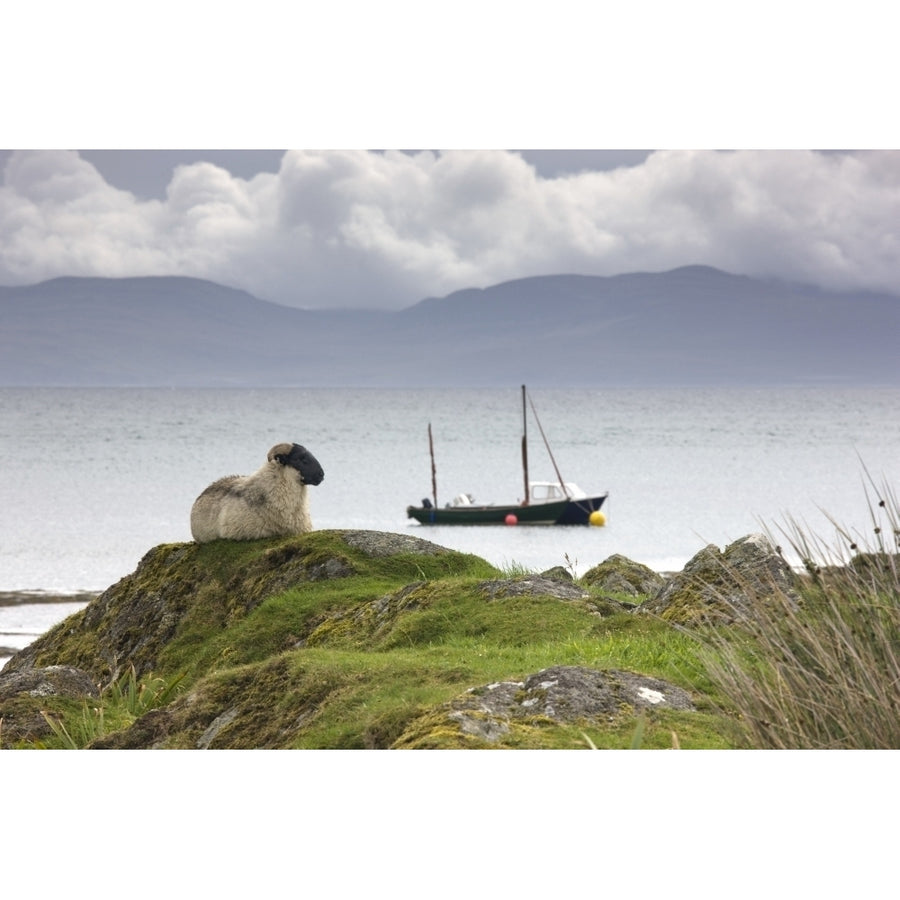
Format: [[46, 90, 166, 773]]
[[279, 443, 324, 486]]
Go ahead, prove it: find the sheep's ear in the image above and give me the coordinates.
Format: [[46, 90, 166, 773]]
[[267, 442, 294, 465]]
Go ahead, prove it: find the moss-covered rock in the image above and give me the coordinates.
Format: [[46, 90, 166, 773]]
[[394, 665, 695, 749], [1, 529, 747, 749], [640, 533, 799, 625], [581, 554, 666, 598], [0, 665, 101, 744], [2, 530, 483, 685], [0, 664, 99, 701], [539, 565, 574, 582]]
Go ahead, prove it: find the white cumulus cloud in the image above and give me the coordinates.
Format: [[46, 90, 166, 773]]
[[2, 148, 899, 308]]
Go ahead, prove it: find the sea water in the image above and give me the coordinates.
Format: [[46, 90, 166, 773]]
[[2, 386, 899, 667]]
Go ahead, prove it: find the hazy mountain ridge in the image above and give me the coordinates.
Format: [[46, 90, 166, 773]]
[[1, 267, 897, 386]]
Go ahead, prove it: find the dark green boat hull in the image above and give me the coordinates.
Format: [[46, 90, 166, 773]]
[[406, 493, 607, 526]]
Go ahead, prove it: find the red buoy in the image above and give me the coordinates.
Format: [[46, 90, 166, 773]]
[[505, 514, 518, 525]]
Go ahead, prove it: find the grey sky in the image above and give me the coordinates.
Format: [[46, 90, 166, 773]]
[[2, 148, 899, 310]]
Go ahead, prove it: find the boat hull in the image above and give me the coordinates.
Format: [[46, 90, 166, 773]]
[[406, 493, 608, 526]]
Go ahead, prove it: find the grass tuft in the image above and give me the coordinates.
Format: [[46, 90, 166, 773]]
[[38, 666, 186, 749]]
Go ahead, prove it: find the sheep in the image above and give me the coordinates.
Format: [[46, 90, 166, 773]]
[[190, 442, 325, 543]]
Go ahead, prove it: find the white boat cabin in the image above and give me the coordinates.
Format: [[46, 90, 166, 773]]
[[445, 482, 586, 508], [528, 481, 587, 503]]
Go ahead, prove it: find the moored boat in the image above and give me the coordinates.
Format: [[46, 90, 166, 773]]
[[406, 386, 608, 526]]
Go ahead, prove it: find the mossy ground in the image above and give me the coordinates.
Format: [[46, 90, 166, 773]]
[[3, 530, 744, 749]]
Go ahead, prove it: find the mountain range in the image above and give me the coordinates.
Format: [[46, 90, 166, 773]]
[[1, 266, 897, 386]]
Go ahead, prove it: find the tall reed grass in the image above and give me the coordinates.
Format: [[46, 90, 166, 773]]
[[700, 475, 899, 749]]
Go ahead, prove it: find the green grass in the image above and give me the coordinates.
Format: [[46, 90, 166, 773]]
[[4, 527, 745, 748], [35, 666, 186, 749], [131, 581, 736, 749], [156, 639, 735, 749]]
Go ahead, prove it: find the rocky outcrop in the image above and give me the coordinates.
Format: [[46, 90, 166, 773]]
[[582, 554, 667, 597], [0, 664, 98, 700], [0, 529, 808, 749], [1, 530, 458, 684], [395, 665, 694, 747], [641, 533, 799, 624], [0, 664, 100, 744], [478, 575, 590, 602], [340, 530, 452, 557]]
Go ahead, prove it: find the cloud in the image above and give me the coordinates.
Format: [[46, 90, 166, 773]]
[[2, 148, 899, 308]]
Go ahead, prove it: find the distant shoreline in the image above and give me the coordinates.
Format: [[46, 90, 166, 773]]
[[0, 591, 100, 607]]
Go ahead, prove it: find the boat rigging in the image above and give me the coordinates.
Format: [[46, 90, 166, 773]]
[[406, 385, 608, 527]]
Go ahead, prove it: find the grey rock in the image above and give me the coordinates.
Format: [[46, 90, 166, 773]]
[[341, 530, 453, 557], [196, 707, 240, 749], [642, 532, 799, 624], [444, 665, 694, 742], [0, 665, 99, 701], [478, 575, 590, 602], [582, 553, 666, 597], [540, 565, 574, 582]]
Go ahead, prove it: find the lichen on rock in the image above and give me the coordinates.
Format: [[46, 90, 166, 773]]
[[395, 665, 695, 748]]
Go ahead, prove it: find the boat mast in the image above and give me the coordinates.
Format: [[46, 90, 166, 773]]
[[521, 384, 530, 505], [527, 389, 571, 497], [428, 422, 438, 508]]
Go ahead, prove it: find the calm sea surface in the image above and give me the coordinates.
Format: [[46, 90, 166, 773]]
[[2, 386, 899, 667]]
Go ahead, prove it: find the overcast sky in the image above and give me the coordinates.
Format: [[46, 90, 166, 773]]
[[2, 148, 899, 310], [3, 4, 898, 310]]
